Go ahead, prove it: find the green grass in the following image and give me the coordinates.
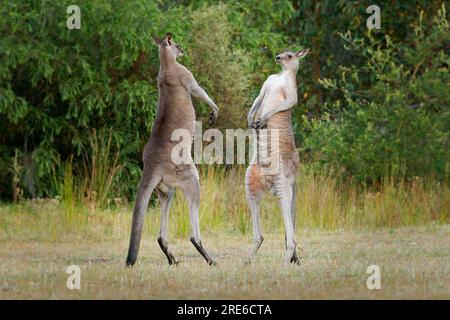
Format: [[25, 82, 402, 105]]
[[0, 167, 448, 241]]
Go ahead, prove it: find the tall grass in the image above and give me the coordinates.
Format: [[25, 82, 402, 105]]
[[80, 129, 122, 209], [192, 166, 447, 235], [44, 129, 124, 236], [184, 166, 448, 236], [294, 170, 449, 230], [60, 157, 76, 226], [6, 165, 446, 242], [170, 166, 250, 237]]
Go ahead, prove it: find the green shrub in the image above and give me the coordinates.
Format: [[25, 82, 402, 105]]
[[0, 0, 294, 201], [304, 5, 449, 183]]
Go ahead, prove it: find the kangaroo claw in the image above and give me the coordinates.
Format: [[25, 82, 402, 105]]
[[209, 111, 218, 125]]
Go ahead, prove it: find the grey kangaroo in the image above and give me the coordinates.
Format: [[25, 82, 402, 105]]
[[126, 33, 219, 266], [246, 47, 310, 265]]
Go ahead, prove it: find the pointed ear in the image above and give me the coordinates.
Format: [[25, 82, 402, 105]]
[[297, 48, 310, 59], [164, 32, 173, 45], [151, 34, 162, 46]]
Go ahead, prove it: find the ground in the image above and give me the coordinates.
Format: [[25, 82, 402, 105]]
[[1, 223, 449, 299]]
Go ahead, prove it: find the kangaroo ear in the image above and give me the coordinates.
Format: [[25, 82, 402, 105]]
[[151, 34, 162, 46], [297, 48, 310, 59], [164, 32, 173, 45]]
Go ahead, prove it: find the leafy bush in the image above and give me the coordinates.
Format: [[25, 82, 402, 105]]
[[1, 1, 448, 202], [0, 0, 294, 201], [304, 5, 449, 183], [188, 3, 252, 129], [0, 0, 181, 199]]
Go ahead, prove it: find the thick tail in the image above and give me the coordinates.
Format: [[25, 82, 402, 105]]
[[126, 171, 160, 267]]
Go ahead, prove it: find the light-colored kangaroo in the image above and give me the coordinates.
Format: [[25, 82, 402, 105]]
[[246, 47, 310, 265], [126, 33, 219, 267]]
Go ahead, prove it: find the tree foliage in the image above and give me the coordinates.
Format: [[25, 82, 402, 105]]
[[304, 4, 449, 182], [0, 0, 448, 201]]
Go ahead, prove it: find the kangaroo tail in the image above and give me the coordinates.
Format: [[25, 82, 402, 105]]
[[126, 169, 160, 267]]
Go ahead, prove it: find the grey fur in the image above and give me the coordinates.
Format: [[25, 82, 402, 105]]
[[126, 33, 219, 267]]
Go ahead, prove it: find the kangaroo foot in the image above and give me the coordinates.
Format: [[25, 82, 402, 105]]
[[158, 237, 179, 266], [290, 250, 300, 265], [190, 237, 216, 266]]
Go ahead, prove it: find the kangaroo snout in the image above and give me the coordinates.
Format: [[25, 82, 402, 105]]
[[275, 55, 281, 61]]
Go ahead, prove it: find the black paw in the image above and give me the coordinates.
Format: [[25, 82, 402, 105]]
[[209, 110, 218, 125], [252, 119, 267, 129]]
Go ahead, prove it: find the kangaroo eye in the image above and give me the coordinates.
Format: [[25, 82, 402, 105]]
[[288, 54, 293, 58]]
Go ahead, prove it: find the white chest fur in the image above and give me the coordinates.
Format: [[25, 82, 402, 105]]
[[258, 72, 297, 118]]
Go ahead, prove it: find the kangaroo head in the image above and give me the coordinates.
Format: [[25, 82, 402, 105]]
[[275, 48, 310, 71], [152, 33, 184, 61]]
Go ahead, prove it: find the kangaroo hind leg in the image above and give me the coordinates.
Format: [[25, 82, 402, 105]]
[[245, 165, 265, 264], [289, 180, 300, 264], [180, 168, 216, 265], [157, 188, 178, 265], [275, 174, 297, 265]]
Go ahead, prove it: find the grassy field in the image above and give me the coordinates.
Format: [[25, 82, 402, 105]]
[[0, 168, 448, 299], [0, 198, 449, 299]]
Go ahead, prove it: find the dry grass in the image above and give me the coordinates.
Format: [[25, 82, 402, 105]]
[[0, 224, 449, 299], [0, 168, 448, 299], [0, 200, 449, 299]]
